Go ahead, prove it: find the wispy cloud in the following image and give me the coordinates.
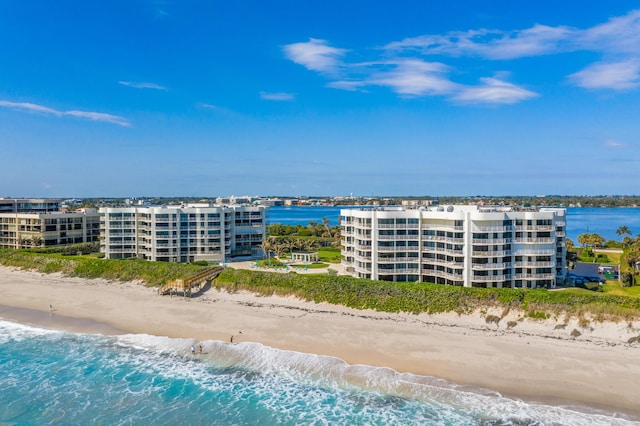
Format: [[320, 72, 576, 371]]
[[119, 81, 167, 90], [283, 38, 347, 74], [197, 102, 223, 110], [365, 60, 458, 97], [259, 91, 295, 101], [384, 10, 640, 60], [284, 9, 640, 103], [603, 139, 629, 148], [452, 77, 539, 104], [0, 100, 130, 127], [385, 25, 575, 60], [569, 59, 640, 90], [327, 61, 535, 104]]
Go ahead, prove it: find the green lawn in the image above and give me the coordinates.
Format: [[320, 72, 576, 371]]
[[290, 262, 329, 269], [602, 281, 640, 297], [318, 247, 341, 263]]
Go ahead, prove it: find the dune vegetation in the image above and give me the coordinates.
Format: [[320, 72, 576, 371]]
[[2, 247, 639, 321]]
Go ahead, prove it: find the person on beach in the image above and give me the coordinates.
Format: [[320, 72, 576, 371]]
[[49, 304, 53, 313], [191, 345, 195, 355], [199, 345, 203, 354], [230, 335, 234, 343]]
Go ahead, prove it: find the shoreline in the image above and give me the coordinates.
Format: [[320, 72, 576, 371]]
[[1, 266, 639, 419]]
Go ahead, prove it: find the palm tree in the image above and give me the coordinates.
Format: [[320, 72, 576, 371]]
[[260, 239, 274, 260], [274, 243, 288, 259], [17, 236, 31, 248], [616, 226, 631, 239], [31, 236, 44, 247], [617, 226, 632, 247], [577, 233, 589, 248], [566, 238, 574, 251], [590, 233, 605, 249], [293, 238, 306, 251], [623, 246, 640, 286]]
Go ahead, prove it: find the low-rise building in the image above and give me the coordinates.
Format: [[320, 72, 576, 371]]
[[0, 198, 100, 248], [341, 205, 566, 288], [100, 204, 267, 263]]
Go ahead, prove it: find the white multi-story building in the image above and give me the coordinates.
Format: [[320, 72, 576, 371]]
[[100, 205, 266, 263], [341, 205, 567, 288]]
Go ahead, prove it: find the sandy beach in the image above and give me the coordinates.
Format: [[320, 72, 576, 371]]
[[1, 265, 639, 418]]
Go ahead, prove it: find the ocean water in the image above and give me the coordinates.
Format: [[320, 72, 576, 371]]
[[1, 320, 636, 425], [268, 206, 640, 243]]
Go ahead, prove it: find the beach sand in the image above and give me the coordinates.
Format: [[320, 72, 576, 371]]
[[1, 265, 639, 417]]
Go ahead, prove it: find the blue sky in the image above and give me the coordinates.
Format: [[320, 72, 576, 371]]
[[1, 1, 639, 197]]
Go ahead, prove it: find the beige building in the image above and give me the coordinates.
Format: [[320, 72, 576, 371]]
[[0, 198, 101, 248]]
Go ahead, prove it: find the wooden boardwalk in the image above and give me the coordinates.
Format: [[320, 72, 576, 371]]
[[158, 266, 224, 297]]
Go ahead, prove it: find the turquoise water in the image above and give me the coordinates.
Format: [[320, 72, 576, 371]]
[[268, 206, 640, 243], [1, 320, 637, 425]]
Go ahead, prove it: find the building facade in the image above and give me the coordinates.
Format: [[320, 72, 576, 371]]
[[341, 205, 567, 288], [0, 198, 100, 249], [100, 205, 266, 263], [0, 198, 62, 214]]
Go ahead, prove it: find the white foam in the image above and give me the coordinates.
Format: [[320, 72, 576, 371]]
[[112, 333, 639, 425], [0, 319, 63, 344]]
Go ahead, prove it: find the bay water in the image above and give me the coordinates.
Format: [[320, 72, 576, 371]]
[[268, 206, 640, 243]]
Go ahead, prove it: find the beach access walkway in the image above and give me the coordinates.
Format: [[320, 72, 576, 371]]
[[158, 266, 224, 297]]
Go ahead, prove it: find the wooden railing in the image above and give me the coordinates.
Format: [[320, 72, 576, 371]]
[[158, 266, 224, 297]]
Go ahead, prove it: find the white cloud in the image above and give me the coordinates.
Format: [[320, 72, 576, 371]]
[[259, 91, 295, 101], [579, 10, 640, 54], [119, 81, 167, 90], [385, 10, 640, 60], [326, 80, 367, 91], [366, 60, 458, 96], [0, 100, 130, 127], [569, 59, 640, 90], [283, 38, 347, 73], [197, 102, 222, 110], [603, 139, 628, 148], [385, 25, 575, 60], [452, 77, 539, 104], [283, 10, 640, 103]]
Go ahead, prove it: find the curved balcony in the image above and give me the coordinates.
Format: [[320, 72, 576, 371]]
[[472, 262, 512, 270]]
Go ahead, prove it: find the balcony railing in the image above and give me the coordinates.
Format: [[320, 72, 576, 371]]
[[472, 225, 512, 232], [472, 262, 512, 270], [421, 224, 464, 231], [426, 270, 464, 280], [515, 261, 555, 267], [377, 234, 420, 241], [514, 238, 555, 244], [472, 250, 508, 257], [423, 235, 465, 243], [423, 259, 465, 268], [472, 238, 511, 244], [422, 246, 464, 255], [472, 275, 511, 282], [513, 273, 555, 280], [514, 249, 555, 256]]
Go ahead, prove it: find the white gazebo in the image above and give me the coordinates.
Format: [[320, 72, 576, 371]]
[[291, 251, 318, 264]]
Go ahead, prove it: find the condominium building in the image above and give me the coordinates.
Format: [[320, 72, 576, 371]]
[[0, 198, 62, 214], [100, 205, 267, 263], [0, 198, 100, 248], [341, 205, 567, 288]]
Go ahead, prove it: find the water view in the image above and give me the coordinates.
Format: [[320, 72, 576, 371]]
[[268, 206, 640, 243]]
